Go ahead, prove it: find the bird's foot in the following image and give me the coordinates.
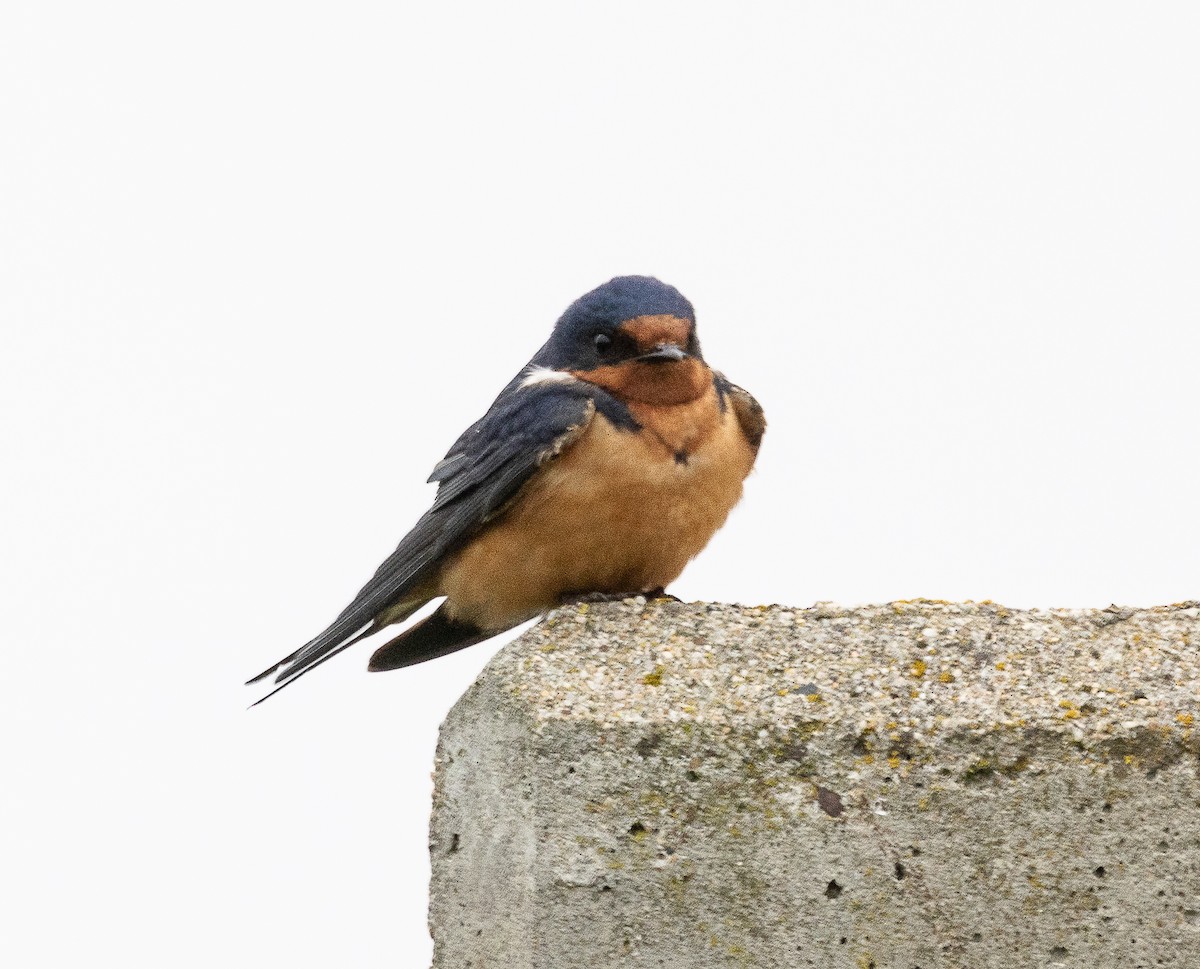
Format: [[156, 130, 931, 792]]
[[559, 588, 682, 607], [561, 590, 639, 606]]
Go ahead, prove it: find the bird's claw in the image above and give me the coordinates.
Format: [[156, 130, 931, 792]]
[[560, 588, 681, 606]]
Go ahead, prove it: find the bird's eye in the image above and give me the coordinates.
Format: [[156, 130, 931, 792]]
[[593, 333, 612, 354]]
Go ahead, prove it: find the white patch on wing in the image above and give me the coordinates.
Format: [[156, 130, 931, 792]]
[[520, 366, 580, 389]]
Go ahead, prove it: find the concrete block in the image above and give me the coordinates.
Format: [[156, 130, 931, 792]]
[[430, 600, 1200, 968]]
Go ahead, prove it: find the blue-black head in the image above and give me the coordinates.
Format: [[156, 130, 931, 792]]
[[533, 276, 702, 372]]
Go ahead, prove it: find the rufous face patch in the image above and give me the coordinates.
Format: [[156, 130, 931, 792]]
[[571, 357, 711, 406], [617, 314, 692, 353]]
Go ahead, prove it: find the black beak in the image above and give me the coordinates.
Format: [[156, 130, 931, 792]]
[[637, 343, 689, 364]]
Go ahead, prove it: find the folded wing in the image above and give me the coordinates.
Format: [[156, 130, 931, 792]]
[[247, 379, 598, 702]]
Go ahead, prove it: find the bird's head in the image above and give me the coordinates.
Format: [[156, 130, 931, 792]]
[[533, 276, 709, 406]]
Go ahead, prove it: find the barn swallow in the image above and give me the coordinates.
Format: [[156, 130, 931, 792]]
[[248, 275, 765, 703]]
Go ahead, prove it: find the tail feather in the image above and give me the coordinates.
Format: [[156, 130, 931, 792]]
[[248, 625, 378, 707], [367, 605, 494, 672], [247, 597, 429, 705], [246, 642, 313, 685]]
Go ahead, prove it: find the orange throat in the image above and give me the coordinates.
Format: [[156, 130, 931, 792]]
[[571, 357, 711, 406]]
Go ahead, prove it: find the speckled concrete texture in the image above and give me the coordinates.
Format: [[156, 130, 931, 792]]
[[429, 600, 1200, 969]]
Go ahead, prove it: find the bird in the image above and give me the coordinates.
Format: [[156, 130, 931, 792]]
[[247, 275, 765, 703]]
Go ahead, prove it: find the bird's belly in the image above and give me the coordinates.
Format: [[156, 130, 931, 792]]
[[438, 406, 756, 630]]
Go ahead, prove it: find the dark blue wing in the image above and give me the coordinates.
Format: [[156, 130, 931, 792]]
[[248, 377, 605, 699], [714, 372, 766, 452]]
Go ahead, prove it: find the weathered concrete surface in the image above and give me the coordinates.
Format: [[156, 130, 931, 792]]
[[430, 600, 1200, 969]]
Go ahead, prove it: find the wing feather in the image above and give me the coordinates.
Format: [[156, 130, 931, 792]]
[[247, 379, 600, 697], [715, 373, 766, 452]]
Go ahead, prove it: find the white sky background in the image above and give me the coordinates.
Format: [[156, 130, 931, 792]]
[[2, 2, 1198, 965]]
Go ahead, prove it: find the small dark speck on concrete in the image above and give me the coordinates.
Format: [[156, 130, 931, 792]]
[[817, 787, 844, 818], [635, 732, 662, 757], [825, 879, 843, 899]]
